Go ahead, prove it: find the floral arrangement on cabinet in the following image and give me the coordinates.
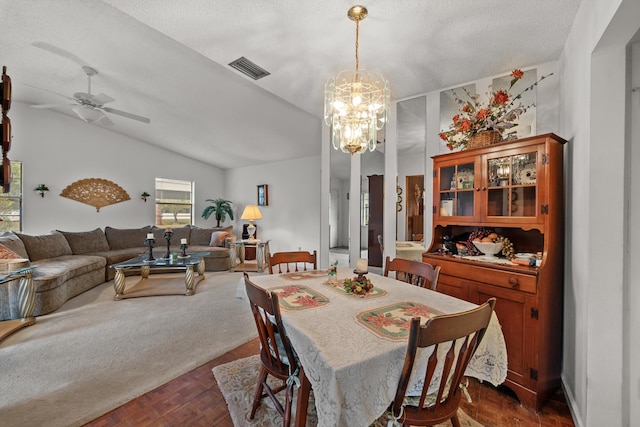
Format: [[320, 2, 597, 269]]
[[439, 69, 552, 151]]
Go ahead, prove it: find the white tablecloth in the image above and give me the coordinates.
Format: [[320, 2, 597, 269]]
[[248, 268, 507, 427]]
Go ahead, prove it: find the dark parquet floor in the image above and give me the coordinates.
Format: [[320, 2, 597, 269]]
[[84, 337, 575, 427]]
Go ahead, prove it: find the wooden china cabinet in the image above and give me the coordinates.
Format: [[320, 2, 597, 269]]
[[422, 133, 566, 412]]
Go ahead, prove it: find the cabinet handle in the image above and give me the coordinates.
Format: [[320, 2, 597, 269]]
[[475, 187, 480, 191], [481, 187, 487, 191], [508, 277, 519, 288]]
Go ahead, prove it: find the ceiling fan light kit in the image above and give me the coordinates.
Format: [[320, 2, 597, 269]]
[[31, 66, 150, 125], [324, 5, 390, 155]]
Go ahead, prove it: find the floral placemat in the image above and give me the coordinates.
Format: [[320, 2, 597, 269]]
[[322, 280, 388, 299], [280, 269, 330, 281], [270, 285, 330, 311], [356, 302, 444, 341]]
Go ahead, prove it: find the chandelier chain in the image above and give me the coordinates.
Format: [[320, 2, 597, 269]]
[[355, 16, 360, 72]]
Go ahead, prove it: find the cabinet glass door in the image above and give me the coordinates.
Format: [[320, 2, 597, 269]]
[[486, 152, 537, 217], [438, 162, 475, 217]]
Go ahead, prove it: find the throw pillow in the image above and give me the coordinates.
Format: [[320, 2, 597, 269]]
[[15, 231, 73, 261], [58, 228, 110, 254], [190, 226, 232, 245], [0, 232, 29, 259], [0, 243, 21, 259], [105, 226, 152, 250], [209, 231, 230, 247]]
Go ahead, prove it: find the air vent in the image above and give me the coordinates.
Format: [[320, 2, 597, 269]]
[[228, 57, 270, 80]]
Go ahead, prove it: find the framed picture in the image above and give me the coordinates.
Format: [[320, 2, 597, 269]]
[[257, 184, 268, 206]]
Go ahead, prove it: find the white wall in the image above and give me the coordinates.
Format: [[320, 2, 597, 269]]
[[558, 0, 638, 426], [629, 40, 640, 427], [9, 102, 224, 235], [224, 156, 321, 258]]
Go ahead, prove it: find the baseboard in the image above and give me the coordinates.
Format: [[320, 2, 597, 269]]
[[561, 374, 585, 427]]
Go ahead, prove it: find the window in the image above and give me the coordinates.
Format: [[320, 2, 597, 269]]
[[0, 161, 22, 232], [154, 178, 193, 227]]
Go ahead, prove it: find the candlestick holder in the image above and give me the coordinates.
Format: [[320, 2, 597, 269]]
[[163, 230, 173, 259], [354, 271, 368, 283], [179, 243, 188, 258], [144, 238, 156, 261]]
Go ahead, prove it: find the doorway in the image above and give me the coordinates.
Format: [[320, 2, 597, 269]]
[[405, 175, 424, 241]]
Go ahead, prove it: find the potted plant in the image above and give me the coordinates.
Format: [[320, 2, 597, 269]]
[[202, 198, 234, 227]]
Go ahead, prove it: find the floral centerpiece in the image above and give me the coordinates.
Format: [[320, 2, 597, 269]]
[[327, 260, 338, 283], [343, 275, 374, 296], [439, 69, 552, 151]]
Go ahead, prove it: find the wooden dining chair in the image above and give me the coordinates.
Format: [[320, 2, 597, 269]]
[[244, 273, 301, 426], [268, 250, 317, 274], [389, 298, 496, 427], [383, 256, 441, 290]]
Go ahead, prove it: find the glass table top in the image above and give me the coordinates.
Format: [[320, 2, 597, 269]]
[[110, 252, 210, 269]]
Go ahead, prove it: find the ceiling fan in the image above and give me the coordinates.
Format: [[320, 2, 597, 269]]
[[31, 66, 150, 125]]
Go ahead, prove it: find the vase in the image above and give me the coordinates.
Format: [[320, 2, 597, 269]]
[[467, 130, 502, 149]]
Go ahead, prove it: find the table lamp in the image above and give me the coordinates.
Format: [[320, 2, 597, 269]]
[[241, 205, 262, 241]]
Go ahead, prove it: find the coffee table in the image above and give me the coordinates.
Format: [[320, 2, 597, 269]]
[[110, 252, 209, 300]]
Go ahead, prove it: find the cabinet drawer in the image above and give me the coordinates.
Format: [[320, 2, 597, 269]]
[[428, 257, 537, 294], [435, 274, 469, 300], [487, 270, 536, 293]]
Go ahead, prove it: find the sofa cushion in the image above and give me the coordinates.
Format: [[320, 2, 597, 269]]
[[31, 255, 106, 292], [105, 226, 152, 250], [58, 228, 110, 255], [190, 226, 232, 245], [15, 231, 73, 261], [209, 231, 230, 247], [0, 232, 29, 259], [152, 225, 190, 243]]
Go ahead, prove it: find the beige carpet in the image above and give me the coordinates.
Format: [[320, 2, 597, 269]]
[[213, 354, 484, 427], [0, 271, 257, 427]]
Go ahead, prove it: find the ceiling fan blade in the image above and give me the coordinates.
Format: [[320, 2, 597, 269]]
[[102, 107, 150, 124], [97, 115, 114, 126], [89, 93, 115, 106], [72, 106, 105, 123], [21, 82, 75, 101], [31, 103, 75, 109], [31, 42, 87, 66]]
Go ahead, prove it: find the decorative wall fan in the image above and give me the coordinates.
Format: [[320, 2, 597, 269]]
[[30, 66, 150, 126], [60, 178, 130, 212]]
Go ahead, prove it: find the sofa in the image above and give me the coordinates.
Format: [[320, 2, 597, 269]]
[[0, 225, 234, 320]]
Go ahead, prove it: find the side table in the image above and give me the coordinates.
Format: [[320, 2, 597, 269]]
[[0, 266, 37, 343], [230, 239, 270, 272]]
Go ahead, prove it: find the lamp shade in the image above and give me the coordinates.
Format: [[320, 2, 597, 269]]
[[241, 205, 263, 221]]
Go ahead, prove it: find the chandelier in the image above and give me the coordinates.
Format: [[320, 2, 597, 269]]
[[324, 5, 390, 155]]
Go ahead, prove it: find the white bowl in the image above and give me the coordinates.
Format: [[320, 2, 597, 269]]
[[472, 241, 503, 257]]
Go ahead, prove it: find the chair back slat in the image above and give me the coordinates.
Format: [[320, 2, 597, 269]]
[[384, 256, 440, 290], [244, 273, 297, 373], [392, 298, 496, 426], [269, 250, 317, 274]]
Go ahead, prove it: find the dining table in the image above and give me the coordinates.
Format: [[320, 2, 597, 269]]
[[246, 267, 508, 427]]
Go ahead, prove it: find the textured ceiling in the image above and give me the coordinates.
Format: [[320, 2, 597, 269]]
[[2, 0, 581, 170]]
